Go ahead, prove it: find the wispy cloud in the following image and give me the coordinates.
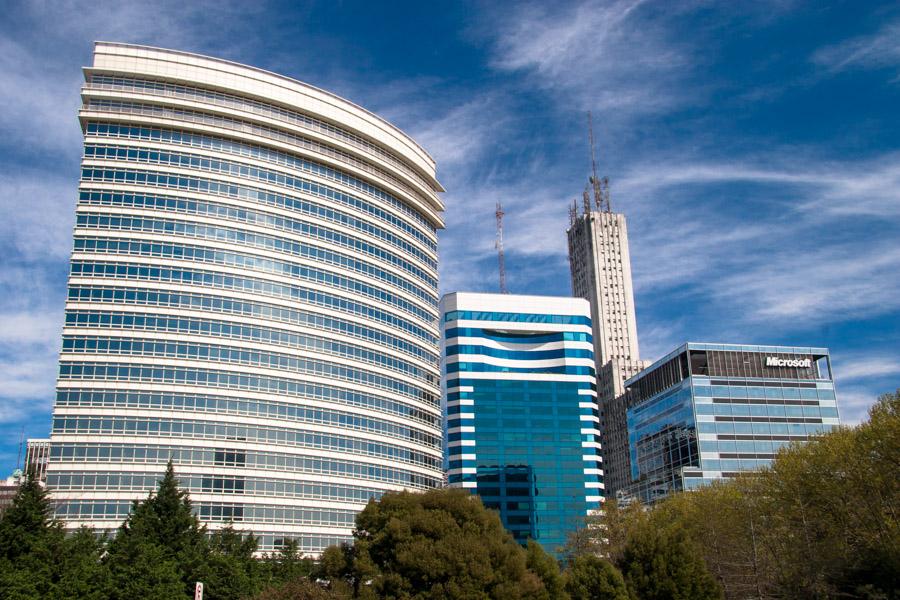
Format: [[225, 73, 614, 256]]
[[488, 0, 692, 117], [813, 19, 900, 81]]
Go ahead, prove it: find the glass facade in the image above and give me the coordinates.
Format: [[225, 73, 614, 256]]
[[47, 43, 444, 553], [624, 343, 840, 504], [442, 293, 602, 555]]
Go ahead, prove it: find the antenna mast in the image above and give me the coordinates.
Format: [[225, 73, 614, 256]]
[[16, 426, 24, 471], [495, 201, 508, 294], [587, 111, 612, 212]]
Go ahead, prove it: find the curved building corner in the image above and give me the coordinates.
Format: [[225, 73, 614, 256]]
[[47, 42, 444, 554]]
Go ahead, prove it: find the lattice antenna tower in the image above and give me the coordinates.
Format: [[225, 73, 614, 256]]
[[587, 111, 612, 212], [568, 199, 578, 227], [495, 201, 508, 294]]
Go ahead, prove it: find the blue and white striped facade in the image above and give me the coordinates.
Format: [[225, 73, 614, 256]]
[[442, 293, 602, 552], [46, 43, 444, 554]]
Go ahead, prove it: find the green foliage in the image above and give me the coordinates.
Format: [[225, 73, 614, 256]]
[[564, 555, 628, 600], [263, 537, 314, 585], [566, 389, 900, 599], [323, 488, 548, 599], [254, 577, 346, 600], [104, 460, 207, 598], [525, 539, 569, 600], [565, 499, 645, 566], [204, 525, 263, 600], [0, 468, 56, 561], [620, 521, 722, 600], [0, 472, 109, 599]]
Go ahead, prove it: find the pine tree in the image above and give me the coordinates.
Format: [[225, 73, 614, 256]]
[[204, 524, 263, 600], [0, 468, 61, 598], [104, 460, 208, 599], [0, 468, 57, 561]]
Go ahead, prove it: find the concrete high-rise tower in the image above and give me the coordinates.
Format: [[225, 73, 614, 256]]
[[567, 182, 648, 499]]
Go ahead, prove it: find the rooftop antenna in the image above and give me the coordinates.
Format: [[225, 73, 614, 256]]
[[587, 111, 612, 212], [568, 199, 578, 227], [16, 426, 24, 471], [495, 201, 508, 294]]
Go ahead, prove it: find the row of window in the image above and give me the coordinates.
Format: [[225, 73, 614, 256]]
[[73, 237, 435, 322], [695, 385, 835, 401], [445, 327, 591, 344], [52, 416, 440, 469], [76, 213, 436, 301], [58, 361, 438, 411], [80, 161, 436, 252], [85, 122, 430, 227], [56, 390, 439, 446], [698, 421, 834, 436], [84, 143, 433, 250], [695, 403, 839, 418], [50, 443, 440, 487], [85, 75, 436, 196], [62, 335, 434, 403], [68, 262, 437, 344], [48, 471, 386, 503], [78, 196, 434, 287], [84, 136, 432, 234], [447, 362, 593, 375], [443, 311, 591, 325], [446, 344, 592, 361], [56, 499, 356, 526], [65, 310, 436, 383], [65, 288, 434, 361], [698, 439, 798, 454], [78, 188, 436, 271]]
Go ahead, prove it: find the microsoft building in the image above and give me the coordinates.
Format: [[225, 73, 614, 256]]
[[621, 343, 840, 504], [46, 43, 444, 553], [442, 293, 603, 553]]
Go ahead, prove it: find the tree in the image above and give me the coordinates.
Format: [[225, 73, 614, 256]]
[[564, 499, 646, 565], [525, 539, 568, 600], [254, 577, 345, 600], [620, 522, 722, 600], [262, 537, 314, 588], [0, 468, 56, 562], [564, 555, 628, 600], [104, 460, 208, 599], [325, 488, 548, 599], [204, 524, 264, 600], [0, 469, 110, 599], [50, 527, 111, 600]]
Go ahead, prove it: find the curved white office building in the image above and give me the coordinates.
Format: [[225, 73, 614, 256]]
[[47, 42, 444, 553]]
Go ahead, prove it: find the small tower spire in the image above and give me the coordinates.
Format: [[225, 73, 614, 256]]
[[495, 201, 508, 294]]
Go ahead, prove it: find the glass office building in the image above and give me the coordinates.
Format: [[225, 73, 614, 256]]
[[46, 43, 445, 553], [442, 293, 602, 554], [623, 343, 840, 504]]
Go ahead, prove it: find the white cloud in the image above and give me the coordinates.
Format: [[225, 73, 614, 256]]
[[813, 19, 900, 81], [489, 0, 692, 116], [831, 354, 900, 381]]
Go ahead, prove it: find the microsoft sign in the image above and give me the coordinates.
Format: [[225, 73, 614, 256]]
[[766, 356, 811, 368]]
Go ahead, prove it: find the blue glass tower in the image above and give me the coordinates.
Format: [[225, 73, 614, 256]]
[[623, 342, 840, 504], [441, 293, 602, 553]]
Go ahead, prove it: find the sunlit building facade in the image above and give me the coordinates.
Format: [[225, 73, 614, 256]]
[[442, 293, 602, 554], [46, 42, 444, 553], [623, 343, 840, 504]]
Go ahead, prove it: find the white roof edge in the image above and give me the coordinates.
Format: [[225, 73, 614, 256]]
[[90, 41, 441, 188], [440, 291, 591, 316]]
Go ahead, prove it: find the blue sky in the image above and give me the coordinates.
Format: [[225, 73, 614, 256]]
[[1, 0, 898, 473]]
